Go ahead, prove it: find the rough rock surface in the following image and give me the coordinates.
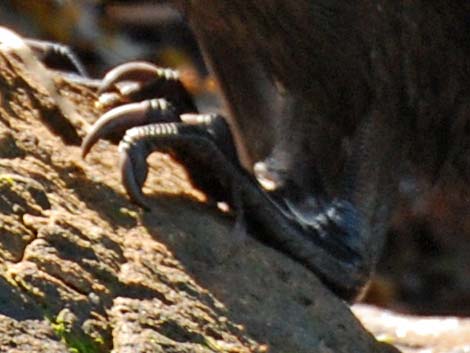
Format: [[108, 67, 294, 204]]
[[0, 29, 464, 353]]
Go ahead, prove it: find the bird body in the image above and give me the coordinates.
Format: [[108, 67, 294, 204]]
[[84, 1, 470, 299]]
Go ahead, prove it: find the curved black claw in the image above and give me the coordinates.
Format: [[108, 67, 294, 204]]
[[82, 98, 179, 158], [118, 123, 179, 210], [118, 114, 239, 209], [98, 61, 197, 112]]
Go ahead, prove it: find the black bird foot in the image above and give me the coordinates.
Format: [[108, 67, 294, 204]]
[[82, 61, 373, 301], [82, 61, 239, 207]]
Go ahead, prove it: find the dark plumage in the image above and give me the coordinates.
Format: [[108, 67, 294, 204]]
[[81, 1, 470, 300], [169, 1, 470, 297]]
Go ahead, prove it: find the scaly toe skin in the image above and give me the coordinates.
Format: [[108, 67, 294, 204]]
[[81, 99, 178, 158], [114, 117, 238, 212], [116, 121, 192, 210]]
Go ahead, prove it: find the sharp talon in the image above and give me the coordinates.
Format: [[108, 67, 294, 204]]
[[82, 101, 149, 158], [81, 99, 176, 158], [118, 129, 153, 210], [119, 145, 151, 211], [99, 61, 178, 94], [98, 61, 196, 113]]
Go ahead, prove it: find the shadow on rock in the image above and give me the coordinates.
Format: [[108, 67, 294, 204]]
[[138, 196, 399, 353], [0, 277, 44, 320]]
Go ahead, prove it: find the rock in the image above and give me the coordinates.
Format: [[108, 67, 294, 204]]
[[0, 28, 401, 353], [0, 314, 68, 353]]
